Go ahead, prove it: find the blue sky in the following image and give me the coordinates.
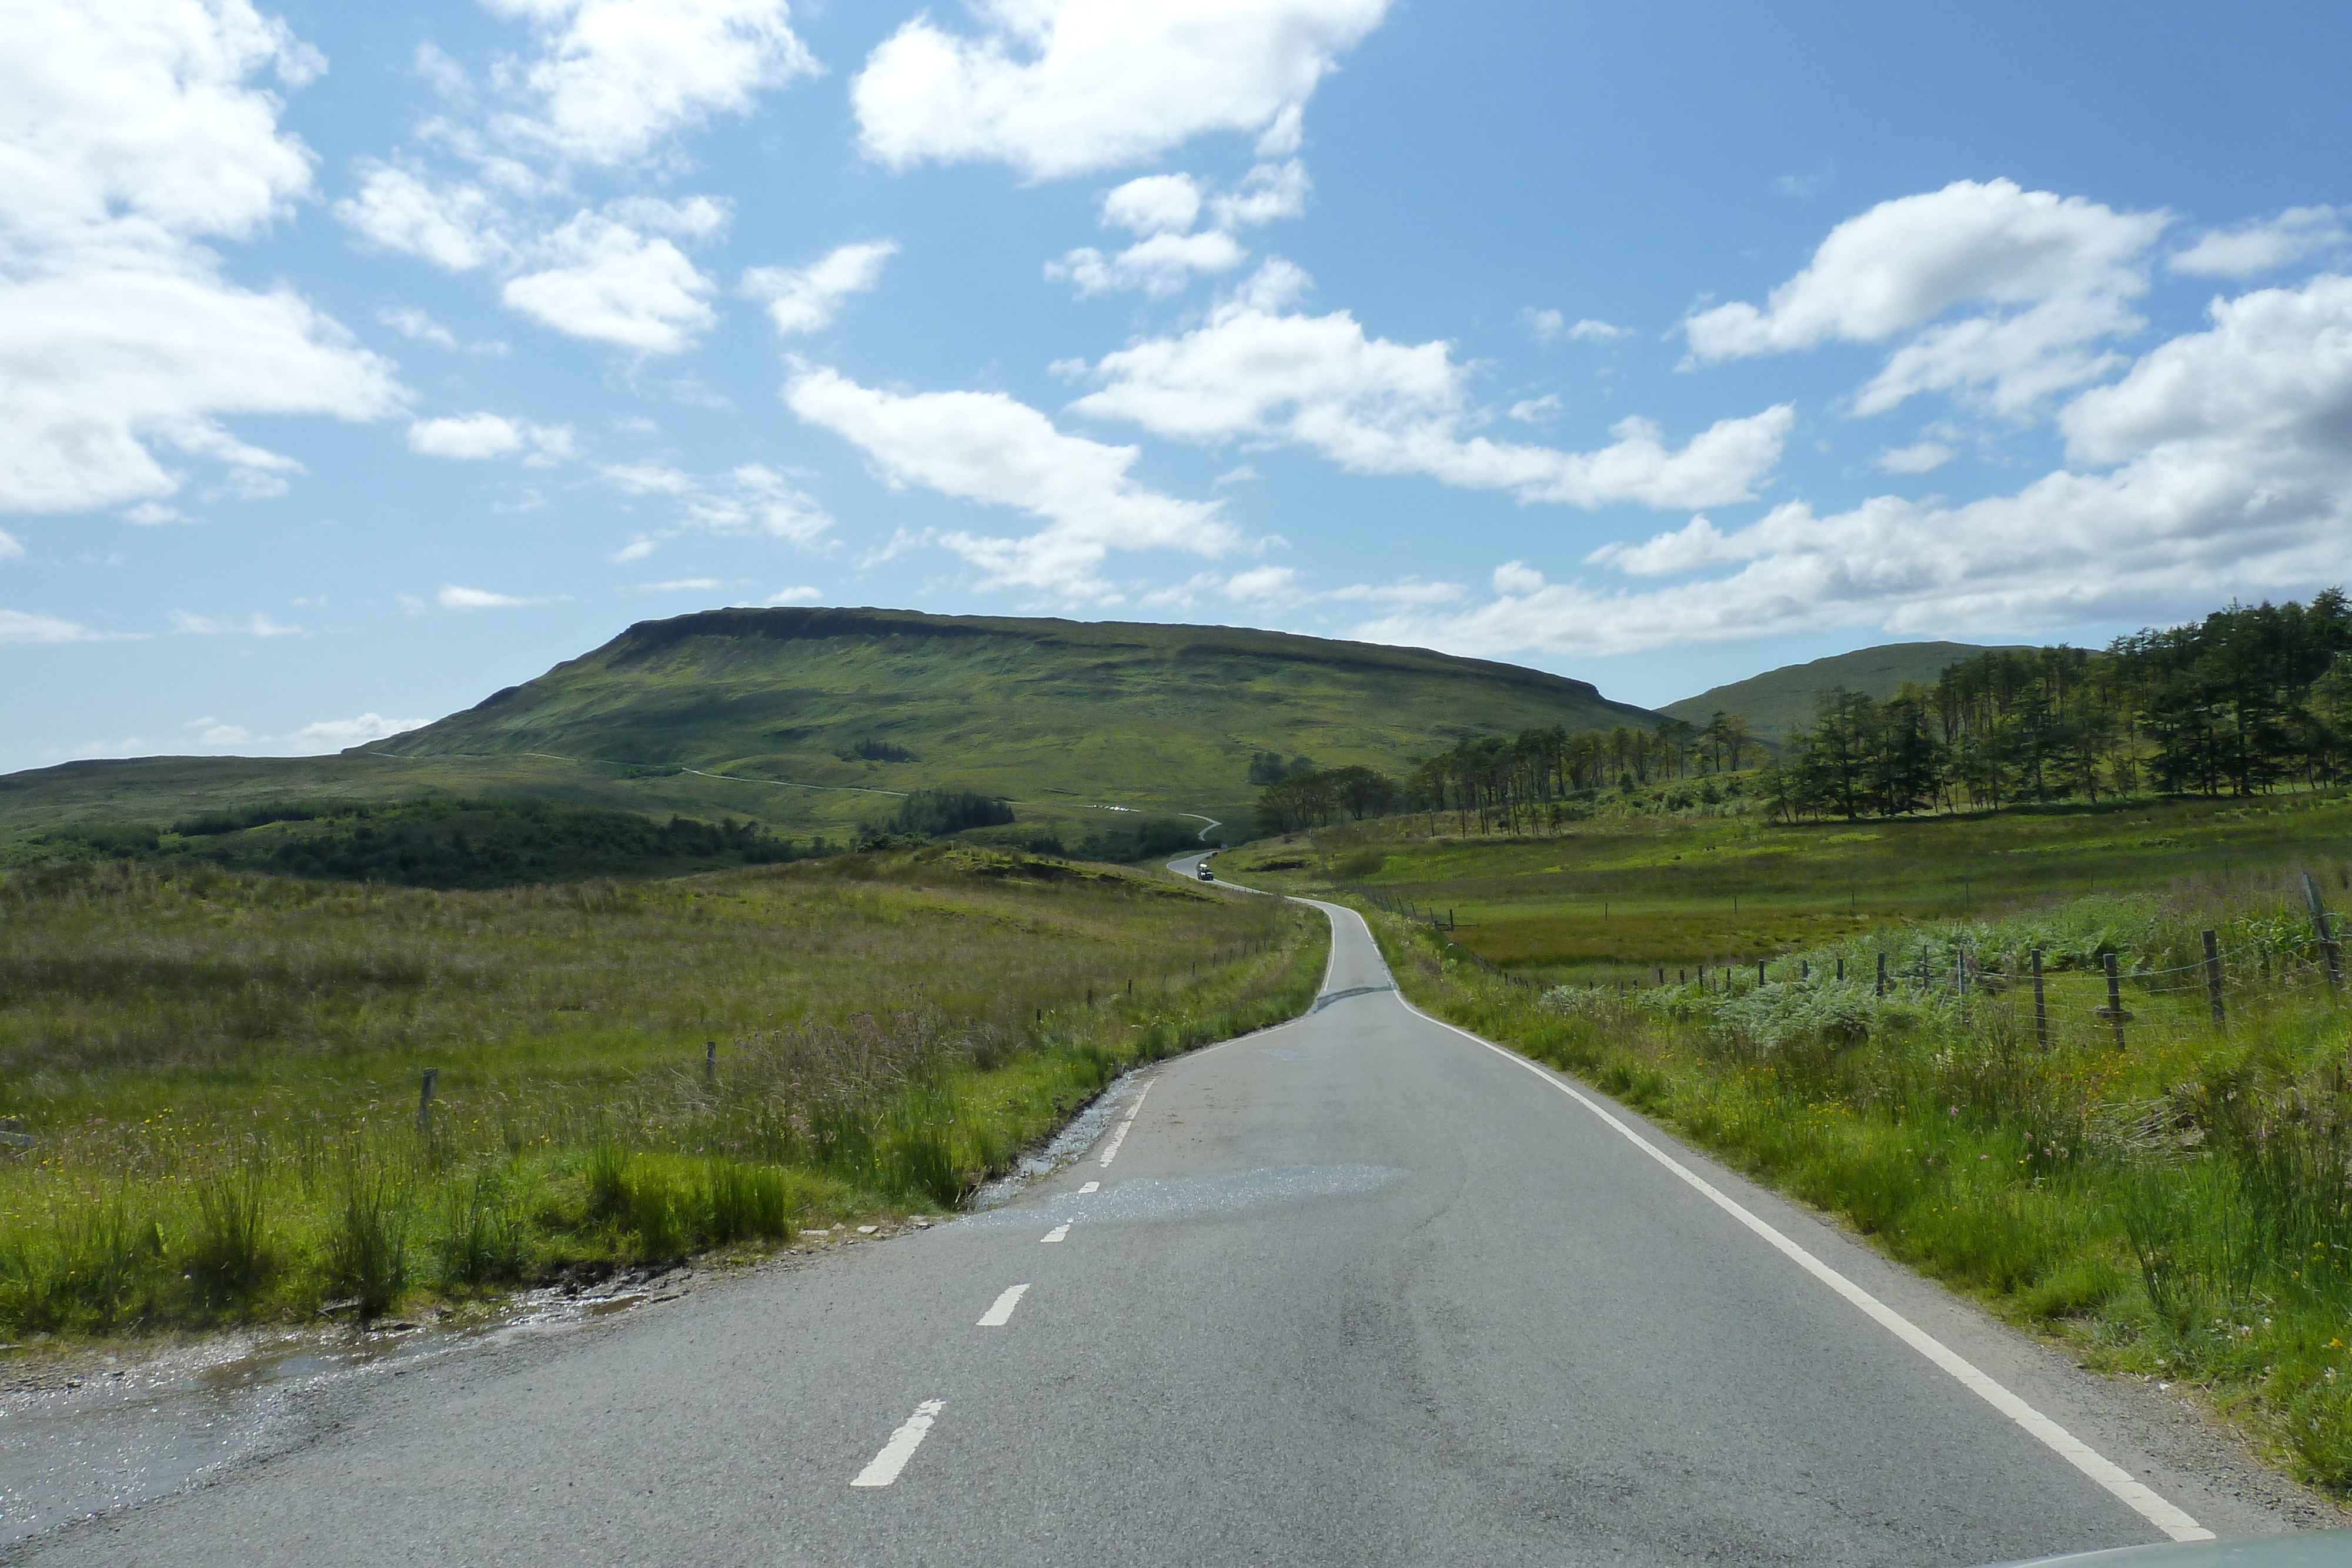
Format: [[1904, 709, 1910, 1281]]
[[9, 1, 2352, 771]]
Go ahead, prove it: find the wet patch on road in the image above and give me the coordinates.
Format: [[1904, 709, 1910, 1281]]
[[954, 1164, 1407, 1232]]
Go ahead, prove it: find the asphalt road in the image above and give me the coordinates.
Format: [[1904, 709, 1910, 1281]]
[[14, 861, 2314, 1566]]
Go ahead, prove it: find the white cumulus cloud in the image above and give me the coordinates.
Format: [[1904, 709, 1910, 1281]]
[[852, 0, 1391, 178], [1684, 178, 2169, 415], [437, 584, 537, 609], [743, 240, 897, 335], [784, 362, 1238, 599], [1051, 231, 1248, 297], [407, 412, 577, 463], [2170, 206, 2347, 279], [1211, 160, 1311, 228], [1357, 270, 2352, 660], [169, 609, 302, 636], [0, 0, 404, 515], [1876, 440, 1954, 473], [597, 460, 833, 546], [486, 0, 817, 165], [1103, 175, 1202, 236], [0, 609, 116, 643], [380, 307, 459, 347], [1071, 270, 1792, 507], [289, 712, 428, 749], [337, 165, 510, 270], [502, 209, 716, 353]]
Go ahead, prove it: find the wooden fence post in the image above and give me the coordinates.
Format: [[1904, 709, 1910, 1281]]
[[2032, 948, 2048, 1049], [1876, 952, 1886, 997], [2102, 952, 2127, 1049], [419, 1068, 438, 1133], [2303, 872, 2344, 991], [2203, 930, 2226, 1028], [704, 1041, 716, 1084], [1836, 957, 1845, 983], [1758, 959, 1767, 987]]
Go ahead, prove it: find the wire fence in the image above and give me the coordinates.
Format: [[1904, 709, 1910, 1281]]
[[1334, 875, 2349, 1047]]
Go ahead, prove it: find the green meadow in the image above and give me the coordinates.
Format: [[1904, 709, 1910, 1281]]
[[1227, 784, 2352, 983], [0, 847, 1324, 1335]]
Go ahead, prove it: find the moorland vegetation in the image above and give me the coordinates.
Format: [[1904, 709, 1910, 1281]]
[[0, 847, 1322, 1335]]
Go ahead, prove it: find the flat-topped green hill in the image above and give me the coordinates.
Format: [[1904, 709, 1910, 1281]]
[[2, 609, 1661, 851], [375, 607, 1659, 830]]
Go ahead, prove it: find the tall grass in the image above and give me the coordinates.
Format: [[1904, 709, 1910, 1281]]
[[0, 846, 1324, 1336], [1362, 878, 2352, 1489]]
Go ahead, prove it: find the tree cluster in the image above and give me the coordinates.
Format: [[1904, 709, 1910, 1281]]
[[1254, 718, 1754, 836], [1765, 591, 2352, 820], [886, 789, 1015, 837]]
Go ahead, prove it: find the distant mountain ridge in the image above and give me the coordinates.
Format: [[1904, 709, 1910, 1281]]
[[1661, 641, 2021, 740]]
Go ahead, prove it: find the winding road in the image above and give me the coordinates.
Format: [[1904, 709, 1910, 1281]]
[[12, 858, 2313, 1565]]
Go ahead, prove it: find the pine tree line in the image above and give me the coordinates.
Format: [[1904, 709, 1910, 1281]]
[[1763, 591, 2352, 820]]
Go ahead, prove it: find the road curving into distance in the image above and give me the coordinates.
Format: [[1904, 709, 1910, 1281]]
[[15, 855, 2318, 1566]]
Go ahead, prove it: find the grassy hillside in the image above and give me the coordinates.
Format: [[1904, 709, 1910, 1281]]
[[1662, 641, 2014, 740], [0, 609, 1658, 855]]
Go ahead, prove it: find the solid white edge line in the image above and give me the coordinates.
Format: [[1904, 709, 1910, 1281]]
[[977, 1283, 1030, 1328], [1097, 1078, 1153, 1166], [1391, 993, 2213, 1545], [1041, 1223, 1071, 1243], [850, 1399, 946, 1487]]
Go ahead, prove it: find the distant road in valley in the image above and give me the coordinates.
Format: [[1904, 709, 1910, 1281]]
[[20, 856, 2308, 1566]]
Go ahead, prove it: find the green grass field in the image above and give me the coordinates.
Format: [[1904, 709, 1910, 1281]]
[[1225, 784, 2352, 982], [0, 847, 1324, 1336]]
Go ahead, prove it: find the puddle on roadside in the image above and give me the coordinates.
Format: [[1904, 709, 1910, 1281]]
[[954, 1163, 1406, 1232], [967, 1068, 1148, 1211], [0, 1268, 695, 1547]]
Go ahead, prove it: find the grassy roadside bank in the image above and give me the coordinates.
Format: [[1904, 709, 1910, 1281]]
[[0, 848, 1326, 1340], [1351, 887, 2352, 1491]]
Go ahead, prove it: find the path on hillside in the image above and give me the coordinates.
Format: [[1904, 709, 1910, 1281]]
[[15, 864, 2310, 1566]]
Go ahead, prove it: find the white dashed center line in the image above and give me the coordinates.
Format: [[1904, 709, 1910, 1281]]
[[1041, 1223, 1071, 1243], [1078, 1181, 1099, 1194], [977, 1283, 1031, 1327], [1098, 1079, 1153, 1167], [851, 1399, 944, 1487]]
